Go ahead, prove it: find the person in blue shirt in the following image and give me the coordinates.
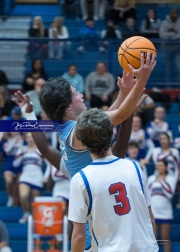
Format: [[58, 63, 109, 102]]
[[62, 64, 84, 94], [77, 17, 100, 52]]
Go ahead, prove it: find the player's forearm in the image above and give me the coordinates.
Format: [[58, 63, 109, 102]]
[[107, 82, 145, 126], [31, 132, 61, 170], [72, 233, 85, 252], [23, 110, 61, 169], [148, 206, 156, 236], [112, 114, 133, 158]]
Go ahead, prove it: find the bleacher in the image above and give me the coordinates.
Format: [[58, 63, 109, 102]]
[[0, 1, 180, 252], [0, 2, 180, 86]]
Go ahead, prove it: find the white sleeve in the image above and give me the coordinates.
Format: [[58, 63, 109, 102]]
[[58, 26, 69, 39], [68, 173, 88, 223]]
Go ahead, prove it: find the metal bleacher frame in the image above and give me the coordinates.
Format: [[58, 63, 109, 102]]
[[27, 214, 68, 252]]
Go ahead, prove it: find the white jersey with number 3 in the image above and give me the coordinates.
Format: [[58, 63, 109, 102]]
[[68, 155, 158, 252]]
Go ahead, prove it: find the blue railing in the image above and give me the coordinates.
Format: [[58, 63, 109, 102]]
[[0, 38, 180, 88]]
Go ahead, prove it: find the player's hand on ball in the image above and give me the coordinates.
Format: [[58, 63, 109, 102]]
[[13, 91, 33, 113], [128, 52, 156, 86], [117, 71, 136, 96]]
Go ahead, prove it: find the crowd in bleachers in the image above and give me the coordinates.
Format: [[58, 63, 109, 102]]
[[0, 1, 180, 252]]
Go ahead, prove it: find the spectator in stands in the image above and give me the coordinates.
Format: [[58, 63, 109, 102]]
[[62, 64, 84, 94], [77, 17, 100, 52], [80, 0, 107, 20], [174, 126, 180, 151], [7, 106, 25, 121], [100, 19, 122, 51], [2, 132, 23, 207], [146, 106, 173, 147], [48, 17, 70, 59], [0, 220, 12, 252], [148, 160, 177, 252], [126, 141, 147, 180], [28, 16, 48, 59], [13, 132, 50, 224], [0, 86, 14, 119], [23, 58, 48, 92], [26, 78, 45, 118], [142, 132, 179, 183], [136, 93, 156, 127], [159, 8, 180, 39], [159, 8, 180, 82], [122, 17, 140, 39], [60, 0, 81, 20], [85, 62, 115, 108], [0, 70, 8, 86], [140, 9, 161, 38], [129, 115, 154, 159], [110, 0, 137, 26]]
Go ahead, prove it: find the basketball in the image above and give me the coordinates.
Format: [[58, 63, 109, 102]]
[[118, 36, 157, 73]]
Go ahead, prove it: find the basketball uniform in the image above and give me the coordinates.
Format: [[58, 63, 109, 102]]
[[47, 165, 70, 200], [146, 121, 173, 147], [13, 146, 49, 189], [148, 174, 176, 222], [68, 155, 158, 252], [126, 158, 147, 181], [146, 147, 180, 182]]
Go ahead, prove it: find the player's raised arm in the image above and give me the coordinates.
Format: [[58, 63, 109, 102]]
[[106, 52, 156, 126], [110, 72, 137, 158], [112, 115, 133, 158], [108, 71, 136, 111], [14, 91, 61, 170]]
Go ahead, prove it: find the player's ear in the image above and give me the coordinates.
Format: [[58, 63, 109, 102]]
[[65, 104, 73, 113]]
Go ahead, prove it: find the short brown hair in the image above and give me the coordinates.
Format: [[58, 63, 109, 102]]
[[76, 108, 113, 157]]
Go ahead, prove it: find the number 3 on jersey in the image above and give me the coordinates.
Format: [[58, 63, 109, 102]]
[[109, 182, 131, 216]]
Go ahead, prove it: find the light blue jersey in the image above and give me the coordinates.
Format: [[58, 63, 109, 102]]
[[58, 120, 92, 250], [58, 120, 92, 178]]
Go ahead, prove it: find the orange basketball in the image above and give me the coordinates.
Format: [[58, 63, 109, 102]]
[[118, 36, 157, 73]]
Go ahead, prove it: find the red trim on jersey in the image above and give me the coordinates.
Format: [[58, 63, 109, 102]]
[[160, 180, 172, 194]]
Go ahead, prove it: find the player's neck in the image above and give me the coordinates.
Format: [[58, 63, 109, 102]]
[[91, 149, 113, 161]]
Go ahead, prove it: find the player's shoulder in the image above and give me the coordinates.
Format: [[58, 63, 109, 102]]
[[71, 171, 86, 189], [71, 170, 84, 183], [120, 158, 140, 171]]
